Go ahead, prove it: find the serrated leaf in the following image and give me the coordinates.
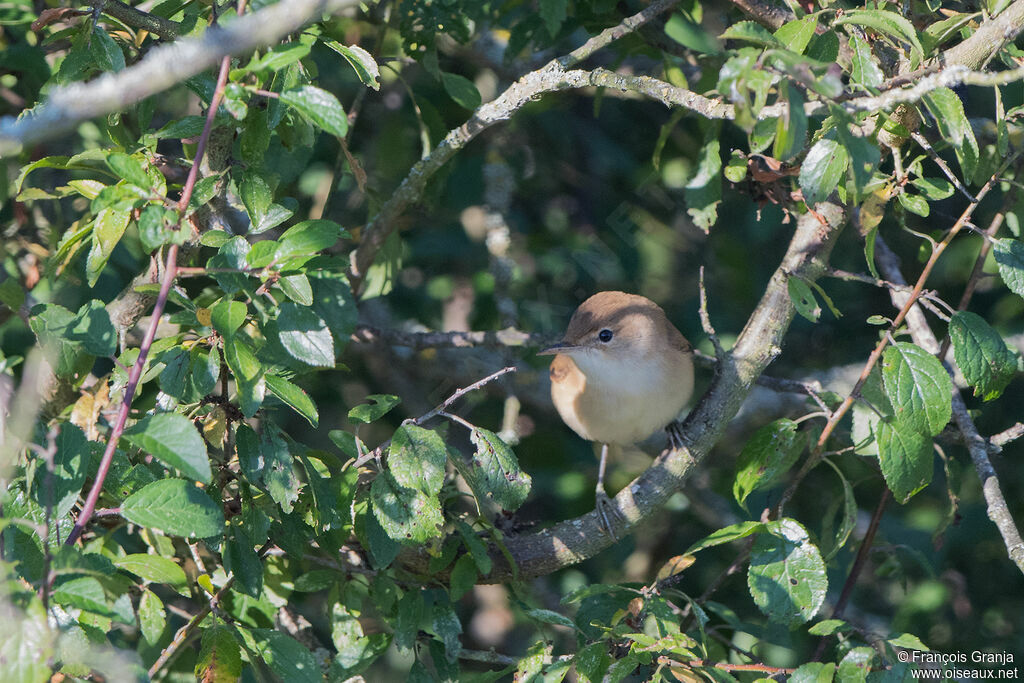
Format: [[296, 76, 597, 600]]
[[834, 9, 924, 68], [370, 471, 444, 544], [265, 374, 319, 427], [138, 589, 166, 644], [923, 88, 979, 181], [280, 85, 348, 137], [31, 424, 89, 518], [348, 394, 401, 423], [279, 273, 313, 305], [277, 219, 345, 260], [747, 519, 827, 626], [994, 238, 1024, 298], [790, 662, 836, 683], [773, 82, 807, 161], [277, 302, 334, 367], [246, 41, 311, 73], [877, 418, 933, 503], [389, 424, 447, 495], [259, 423, 300, 513], [114, 554, 187, 592], [123, 413, 211, 483], [911, 177, 955, 201], [685, 520, 765, 554], [685, 131, 721, 232], [721, 20, 781, 47], [898, 191, 930, 216], [323, 40, 380, 90], [774, 16, 817, 55], [881, 342, 952, 436], [799, 137, 849, 206], [838, 646, 876, 683], [196, 625, 243, 683], [849, 34, 883, 88], [121, 479, 225, 538], [467, 428, 531, 511], [86, 206, 131, 287], [210, 299, 247, 339], [441, 71, 482, 110], [949, 311, 1017, 400], [788, 277, 821, 322], [106, 152, 151, 190], [251, 629, 320, 683], [733, 419, 803, 506]]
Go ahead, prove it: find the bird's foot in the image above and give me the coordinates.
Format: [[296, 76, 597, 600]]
[[666, 420, 686, 451], [595, 485, 621, 541]]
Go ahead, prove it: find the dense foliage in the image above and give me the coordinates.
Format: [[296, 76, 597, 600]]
[[1, 0, 1024, 680]]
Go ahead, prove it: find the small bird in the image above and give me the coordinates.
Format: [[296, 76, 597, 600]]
[[539, 291, 694, 537]]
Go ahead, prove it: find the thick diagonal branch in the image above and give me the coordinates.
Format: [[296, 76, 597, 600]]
[[401, 203, 845, 581]]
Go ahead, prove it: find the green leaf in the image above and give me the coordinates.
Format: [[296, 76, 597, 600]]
[[466, 428, 532, 512], [876, 418, 933, 503], [106, 152, 151, 190], [90, 26, 126, 72], [429, 600, 463, 662], [123, 413, 211, 484], [280, 85, 348, 137], [138, 589, 166, 644], [266, 374, 319, 427], [898, 191, 930, 217], [371, 471, 444, 544], [720, 21, 782, 47], [994, 238, 1024, 298], [790, 662, 836, 683], [210, 299, 247, 339], [799, 137, 849, 206], [259, 423, 301, 513], [277, 302, 335, 367], [454, 519, 493, 575], [323, 40, 380, 90], [949, 311, 1017, 400], [664, 12, 721, 54], [685, 521, 764, 554], [331, 604, 391, 676], [31, 304, 88, 377], [246, 41, 311, 73], [32, 424, 89, 519], [838, 646, 876, 683], [808, 618, 850, 636], [449, 554, 477, 600], [684, 129, 721, 232], [52, 577, 119, 620], [251, 629, 320, 683], [834, 9, 924, 68], [539, 0, 567, 36], [121, 479, 225, 538], [788, 277, 821, 322], [441, 72, 482, 110], [389, 424, 447, 495], [881, 342, 952, 436], [747, 519, 828, 626], [849, 34, 883, 88], [773, 16, 817, 55], [923, 88, 979, 181], [277, 219, 345, 260], [153, 115, 207, 140], [196, 625, 243, 683], [348, 394, 401, 424], [86, 206, 132, 287], [733, 419, 803, 506], [773, 82, 807, 161], [224, 526, 263, 598], [279, 273, 313, 306], [224, 338, 264, 417], [113, 554, 187, 592], [911, 177, 955, 200]]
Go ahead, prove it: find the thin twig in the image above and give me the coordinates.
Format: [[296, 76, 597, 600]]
[[658, 655, 795, 675], [991, 423, 1024, 449], [812, 490, 890, 661], [699, 266, 725, 360], [413, 367, 517, 426], [84, 0, 182, 39]]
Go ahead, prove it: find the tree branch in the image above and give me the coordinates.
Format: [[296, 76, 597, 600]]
[[943, 0, 1024, 69], [84, 0, 182, 39], [401, 203, 845, 581], [0, 0, 363, 156], [347, 0, 682, 291]]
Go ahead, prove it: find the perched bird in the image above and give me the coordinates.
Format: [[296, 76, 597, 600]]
[[539, 291, 694, 536]]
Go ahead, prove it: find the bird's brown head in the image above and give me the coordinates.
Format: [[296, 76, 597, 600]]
[[538, 291, 689, 358]]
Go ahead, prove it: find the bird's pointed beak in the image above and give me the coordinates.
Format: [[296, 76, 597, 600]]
[[538, 341, 576, 356]]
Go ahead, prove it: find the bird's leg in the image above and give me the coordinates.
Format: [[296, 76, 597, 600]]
[[666, 420, 686, 451], [595, 443, 620, 540]]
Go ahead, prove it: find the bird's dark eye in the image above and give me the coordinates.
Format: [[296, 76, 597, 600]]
[[598, 329, 613, 343]]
